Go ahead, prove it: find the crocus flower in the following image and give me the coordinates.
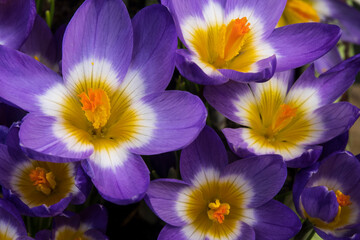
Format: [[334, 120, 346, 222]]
[[0, 198, 32, 240], [36, 204, 108, 240], [0, 124, 91, 217], [0, 0, 206, 204], [162, 0, 341, 85], [20, 15, 61, 72], [278, 0, 360, 45], [0, 0, 36, 49], [146, 126, 301, 240], [293, 151, 360, 239], [204, 54, 360, 168]]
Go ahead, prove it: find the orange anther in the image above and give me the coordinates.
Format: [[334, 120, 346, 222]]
[[336, 190, 351, 207]]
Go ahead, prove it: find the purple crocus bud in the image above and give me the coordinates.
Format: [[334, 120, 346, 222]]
[[204, 54, 360, 168], [146, 126, 301, 240], [162, 0, 340, 85], [278, 0, 360, 45], [0, 0, 36, 49], [36, 205, 108, 240], [0, 198, 32, 239], [0, 124, 91, 217], [293, 151, 360, 239], [0, 0, 207, 205]]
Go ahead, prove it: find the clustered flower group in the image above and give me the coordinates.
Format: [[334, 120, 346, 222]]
[[0, 0, 360, 239]]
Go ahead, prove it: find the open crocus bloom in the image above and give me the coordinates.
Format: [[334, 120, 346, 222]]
[[146, 126, 301, 240], [36, 205, 108, 240], [0, 0, 207, 204], [278, 0, 360, 44], [0, 0, 36, 49], [205, 54, 360, 168], [293, 152, 360, 239], [0, 124, 90, 217], [0, 199, 31, 240], [162, 0, 341, 85]]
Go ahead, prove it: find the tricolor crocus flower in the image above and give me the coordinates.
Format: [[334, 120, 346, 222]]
[[278, 0, 360, 44], [0, 199, 32, 240], [20, 15, 61, 72], [0, 0, 206, 204], [146, 126, 301, 240], [205, 54, 360, 168], [0, 124, 91, 217], [293, 152, 360, 239], [162, 0, 341, 85], [36, 204, 108, 240], [0, 0, 36, 49]]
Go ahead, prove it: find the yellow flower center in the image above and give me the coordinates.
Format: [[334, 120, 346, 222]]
[[29, 167, 56, 195], [336, 190, 351, 207], [265, 104, 297, 141], [211, 17, 251, 68], [207, 199, 230, 224], [278, 0, 320, 27], [78, 88, 111, 129]]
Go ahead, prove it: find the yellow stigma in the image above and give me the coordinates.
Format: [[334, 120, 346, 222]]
[[336, 190, 352, 207], [207, 199, 230, 224], [78, 88, 111, 129], [34, 55, 40, 61], [212, 17, 251, 68], [29, 167, 56, 195]]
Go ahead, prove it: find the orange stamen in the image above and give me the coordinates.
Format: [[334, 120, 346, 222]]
[[336, 190, 351, 207], [223, 17, 250, 61], [207, 199, 230, 224], [78, 88, 111, 129], [273, 104, 297, 133], [29, 167, 56, 195]]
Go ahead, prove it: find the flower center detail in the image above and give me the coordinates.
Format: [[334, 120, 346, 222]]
[[207, 199, 230, 224], [78, 88, 111, 129], [29, 167, 56, 195], [265, 104, 297, 140], [336, 190, 351, 207], [286, 0, 320, 24], [212, 17, 251, 68]]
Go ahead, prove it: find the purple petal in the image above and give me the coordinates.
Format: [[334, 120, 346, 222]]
[[268, 23, 341, 72], [285, 146, 322, 168], [158, 225, 187, 240], [71, 163, 92, 205], [20, 15, 58, 70], [84, 229, 109, 240], [35, 230, 52, 240], [313, 102, 360, 144], [146, 179, 190, 227], [308, 152, 360, 195], [204, 82, 253, 125], [180, 126, 227, 184], [79, 205, 108, 233], [130, 91, 207, 155], [0, 45, 62, 112], [0, 199, 27, 238], [221, 155, 286, 208], [251, 200, 301, 240], [301, 186, 339, 223], [218, 55, 277, 83], [324, 0, 360, 44], [175, 49, 228, 85], [62, 0, 133, 84], [82, 151, 149, 205], [0, 0, 36, 49], [314, 47, 342, 74], [292, 163, 320, 218], [122, 4, 177, 98], [19, 113, 94, 160], [222, 128, 257, 158], [320, 131, 348, 159]]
